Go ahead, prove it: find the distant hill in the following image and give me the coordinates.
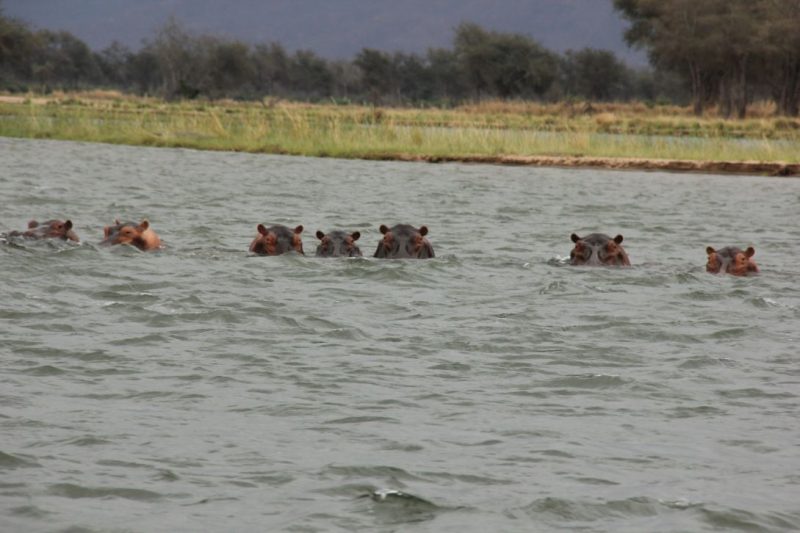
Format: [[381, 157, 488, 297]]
[[3, 0, 646, 65]]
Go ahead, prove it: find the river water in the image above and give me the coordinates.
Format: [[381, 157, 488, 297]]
[[1, 138, 799, 532]]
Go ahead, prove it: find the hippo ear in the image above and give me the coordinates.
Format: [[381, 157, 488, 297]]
[[745, 246, 755, 258], [115, 218, 121, 225], [139, 220, 150, 231], [351, 231, 361, 241], [294, 225, 303, 234], [706, 246, 716, 255], [257, 224, 268, 236], [419, 226, 429, 236], [316, 230, 325, 240], [571, 233, 581, 243], [28, 220, 39, 229], [64, 220, 73, 230], [614, 234, 624, 244], [379, 224, 389, 235]]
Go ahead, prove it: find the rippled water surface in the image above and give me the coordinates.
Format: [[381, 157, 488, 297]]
[[2, 138, 799, 532]]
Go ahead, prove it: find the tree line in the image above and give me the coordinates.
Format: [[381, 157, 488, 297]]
[[615, 0, 800, 117], [2, 0, 799, 116]]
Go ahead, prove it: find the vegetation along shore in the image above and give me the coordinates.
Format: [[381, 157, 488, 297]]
[[1, 92, 798, 176], [2, 2, 800, 175]]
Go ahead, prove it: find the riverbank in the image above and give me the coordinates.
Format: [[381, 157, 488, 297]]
[[1, 91, 798, 175]]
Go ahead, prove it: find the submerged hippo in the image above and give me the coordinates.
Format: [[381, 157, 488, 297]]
[[570, 233, 630, 266], [315, 230, 362, 257], [249, 224, 304, 255], [101, 219, 162, 251], [374, 224, 434, 259], [9, 219, 80, 242], [706, 246, 759, 276]]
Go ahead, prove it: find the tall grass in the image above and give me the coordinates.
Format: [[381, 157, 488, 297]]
[[0, 93, 798, 164]]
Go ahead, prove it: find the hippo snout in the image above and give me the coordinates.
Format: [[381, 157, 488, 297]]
[[250, 224, 304, 255], [12, 219, 80, 242], [569, 233, 630, 267], [315, 230, 362, 257], [101, 219, 162, 251], [374, 224, 434, 259], [706, 246, 758, 276]]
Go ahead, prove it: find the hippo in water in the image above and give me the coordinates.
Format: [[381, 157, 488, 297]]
[[706, 246, 759, 276], [9, 219, 80, 242], [315, 230, 362, 257], [570, 233, 630, 266], [249, 224, 304, 255], [101, 219, 162, 251], [374, 224, 434, 259]]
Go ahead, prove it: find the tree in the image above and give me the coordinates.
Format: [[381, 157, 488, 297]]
[[146, 17, 204, 98], [354, 48, 394, 103], [287, 50, 333, 100], [758, 0, 800, 116], [615, 0, 728, 115], [426, 47, 468, 103], [29, 30, 102, 90], [393, 52, 435, 103], [328, 59, 362, 101], [96, 41, 133, 88], [0, 4, 36, 87], [453, 22, 557, 100], [204, 38, 254, 98], [562, 48, 633, 101], [127, 48, 160, 95], [714, 1, 761, 118], [251, 42, 290, 96]]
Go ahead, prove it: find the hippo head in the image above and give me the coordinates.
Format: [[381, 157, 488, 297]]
[[706, 246, 758, 276], [374, 224, 435, 259], [249, 224, 304, 255], [101, 219, 162, 251], [315, 230, 362, 257], [24, 219, 80, 241], [570, 233, 630, 266]]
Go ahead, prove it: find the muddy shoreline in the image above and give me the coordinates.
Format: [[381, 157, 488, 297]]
[[365, 153, 800, 177]]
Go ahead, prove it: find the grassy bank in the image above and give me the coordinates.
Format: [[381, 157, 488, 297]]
[[1, 92, 799, 174]]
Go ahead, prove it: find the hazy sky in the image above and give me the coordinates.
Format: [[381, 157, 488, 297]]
[[4, 0, 645, 65]]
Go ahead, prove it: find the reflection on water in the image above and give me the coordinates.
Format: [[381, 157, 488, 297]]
[[1, 138, 799, 532]]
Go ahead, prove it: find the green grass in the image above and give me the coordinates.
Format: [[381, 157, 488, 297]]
[[1, 93, 799, 165]]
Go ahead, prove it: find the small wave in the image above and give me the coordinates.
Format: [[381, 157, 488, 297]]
[[324, 416, 399, 425], [0, 451, 41, 469], [523, 496, 656, 521], [357, 488, 447, 526], [48, 483, 163, 501], [540, 373, 629, 390], [666, 405, 727, 419], [717, 387, 796, 400], [367, 488, 437, 507], [61, 436, 113, 447], [700, 505, 800, 531], [678, 355, 737, 369], [323, 464, 424, 482], [572, 476, 620, 486], [420, 470, 513, 486], [547, 255, 571, 266], [20, 365, 66, 376], [8, 505, 51, 519]]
